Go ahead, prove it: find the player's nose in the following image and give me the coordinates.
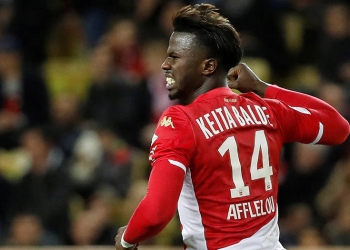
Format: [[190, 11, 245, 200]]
[[161, 58, 171, 70]]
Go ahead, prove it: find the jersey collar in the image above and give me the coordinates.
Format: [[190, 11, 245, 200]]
[[193, 87, 236, 103]]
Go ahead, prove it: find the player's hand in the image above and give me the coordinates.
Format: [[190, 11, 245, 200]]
[[115, 226, 139, 250], [227, 63, 270, 97]]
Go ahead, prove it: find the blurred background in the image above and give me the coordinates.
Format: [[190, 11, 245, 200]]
[[0, 0, 348, 248]]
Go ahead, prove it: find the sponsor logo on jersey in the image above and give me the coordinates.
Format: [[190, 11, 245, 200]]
[[224, 98, 237, 103], [160, 116, 175, 128], [227, 196, 275, 220]]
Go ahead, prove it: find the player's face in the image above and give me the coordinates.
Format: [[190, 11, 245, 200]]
[[162, 32, 207, 104]]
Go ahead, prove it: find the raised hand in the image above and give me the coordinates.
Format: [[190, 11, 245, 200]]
[[227, 63, 270, 97]]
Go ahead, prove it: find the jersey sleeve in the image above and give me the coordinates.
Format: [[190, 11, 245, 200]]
[[123, 159, 186, 244], [265, 85, 349, 145], [122, 106, 195, 244]]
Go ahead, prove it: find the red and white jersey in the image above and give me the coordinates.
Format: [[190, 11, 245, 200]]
[[123, 85, 349, 250], [148, 86, 348, 249]]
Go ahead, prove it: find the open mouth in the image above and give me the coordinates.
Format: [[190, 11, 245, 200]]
[[166, 77, 175, 89]]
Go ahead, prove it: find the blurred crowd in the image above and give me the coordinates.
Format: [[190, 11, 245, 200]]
[[0, 0, 348, 248]]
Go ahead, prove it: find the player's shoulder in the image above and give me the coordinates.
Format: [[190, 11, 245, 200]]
[[239, 92, 287, 128], [160, 104, 188, 120], [157, 105, 191, 132], [239, 92, 272, 106], [240, 91, 285, 109]]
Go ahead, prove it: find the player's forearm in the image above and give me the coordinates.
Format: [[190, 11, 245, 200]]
[[123, 200, 171, 244], [123, 160, 185, 244]]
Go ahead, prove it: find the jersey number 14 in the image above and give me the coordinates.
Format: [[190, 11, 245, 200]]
[[218, 130, 273, 199]]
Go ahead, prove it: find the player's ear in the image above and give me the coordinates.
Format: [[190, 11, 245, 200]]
[[202, 58, 217, 76]]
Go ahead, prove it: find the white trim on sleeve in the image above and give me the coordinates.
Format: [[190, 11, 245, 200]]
[[121, 231, 135, 248], [289, 106, 311, 114], [168, 159, 187, 173], [309, 122, 324, 145]]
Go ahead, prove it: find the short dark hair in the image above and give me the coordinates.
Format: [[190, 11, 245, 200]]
[[173, 3, 242, 71]]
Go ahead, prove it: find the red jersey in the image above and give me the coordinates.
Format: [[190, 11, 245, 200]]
[[123, 85, 349, 250]]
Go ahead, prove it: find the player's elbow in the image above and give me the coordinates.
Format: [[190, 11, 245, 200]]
[[333, 119, 350, 144], [339, 128, 350, 144], [323, 118, 349, 145], [155, 207, 175, 226], [143, 210, 174, 234]]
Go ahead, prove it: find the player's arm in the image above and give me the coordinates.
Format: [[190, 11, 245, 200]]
[[264, 85, 349, 144], [115, 159, 186, 248], [228, 63, 349, 145]]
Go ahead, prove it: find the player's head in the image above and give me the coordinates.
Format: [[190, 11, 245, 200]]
[[162, 3, 242, 104]]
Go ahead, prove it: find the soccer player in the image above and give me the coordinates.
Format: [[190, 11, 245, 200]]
[[115, 3, 350, 250]]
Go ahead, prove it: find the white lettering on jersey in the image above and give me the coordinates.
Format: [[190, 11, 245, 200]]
[[262, 107, 274, 127], [247, 105, 261, 124], [223, 106, 237, 128], [227, 196, 275, 220], [204, 113, 220, 135], [255, 105, 268, 125], [240, 106, 254, 125], [232, 107, 245, 126], [196, 117, 213, 139], [195, 105, 273, 139]]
